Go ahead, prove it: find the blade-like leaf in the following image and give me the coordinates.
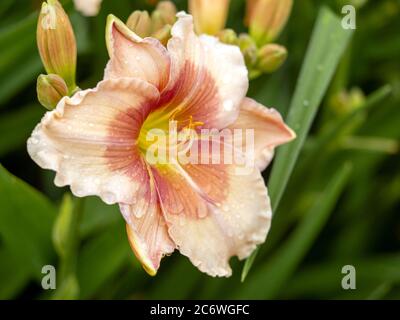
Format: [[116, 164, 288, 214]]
[[0, 164, 56, 280]]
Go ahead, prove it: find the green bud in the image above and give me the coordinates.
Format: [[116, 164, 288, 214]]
[[257, 44, 287, 73], [329, 87, 366, 115], [52, 193, 75, 258], [217, 29, 238, 45], [37, 74, 68, 110], [238, 33, 258, 67]]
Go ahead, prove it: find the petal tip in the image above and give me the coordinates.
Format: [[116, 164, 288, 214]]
[[106, 14, 142, 58], [126, 224, 159, 277]]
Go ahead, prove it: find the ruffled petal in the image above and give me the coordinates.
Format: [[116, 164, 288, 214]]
[[159, 12, 248, 129], [154, 162, 271, 277], [105, 15, 171, 91], [229, 98, 296, 171], [120, 166, 175, 276], [27, 78, 159, 205]]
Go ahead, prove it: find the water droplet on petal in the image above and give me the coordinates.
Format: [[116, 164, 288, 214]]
[[30, 138, 39, 145], [223, 100, 234, 112]]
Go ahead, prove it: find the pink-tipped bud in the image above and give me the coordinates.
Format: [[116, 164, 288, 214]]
[[189, 0, 230, 35], [37, 0, 77, 91], [248, 0, 293, 46]]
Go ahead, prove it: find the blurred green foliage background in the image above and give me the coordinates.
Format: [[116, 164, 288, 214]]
[[0, 0, 399, 299]]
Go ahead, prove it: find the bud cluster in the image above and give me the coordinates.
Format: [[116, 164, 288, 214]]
[[126, 1, 177, 45], [216, 0, 293, 79]]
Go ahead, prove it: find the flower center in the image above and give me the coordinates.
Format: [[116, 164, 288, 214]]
[[137, 107, 204, 162]]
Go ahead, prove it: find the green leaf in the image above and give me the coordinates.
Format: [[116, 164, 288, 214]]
[[0, 164, 56, 280], [79, 197, 121, 238], [77, 220, 132, 299], [51, 274, 79, 300], [242, 7, 353, 280], [284, 254, 400, 299], [269, 6, 353, 213], [147, 257, 201, 299], [0, 104, 43, 157], [0, 247, 31, 299], [237, 163, 352, 299]]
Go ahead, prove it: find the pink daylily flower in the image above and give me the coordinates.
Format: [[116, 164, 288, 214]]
[[27, 12, 295, 277]]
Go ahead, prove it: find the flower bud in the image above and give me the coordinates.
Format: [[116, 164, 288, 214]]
[[189, 0, 230, 35], [244, 0, 257, 27], [257, 44, 287, 73], [217, 29, 238, 45], [152, 24, 172, 46], [151, 10, 167, 34], [37, 0, 77, 92], [238, 34, 258, 67], [329, 87, 365, 115], [155, 1, 177, 26], [37, 74, 68, 110], [248, 0, 293, 46], [126, 10, 152, 38]]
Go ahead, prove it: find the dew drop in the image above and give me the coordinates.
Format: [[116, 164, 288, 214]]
[[303, 100, 310, 107], [30, 138, 39, 145], [223, 100, 234, 112]]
